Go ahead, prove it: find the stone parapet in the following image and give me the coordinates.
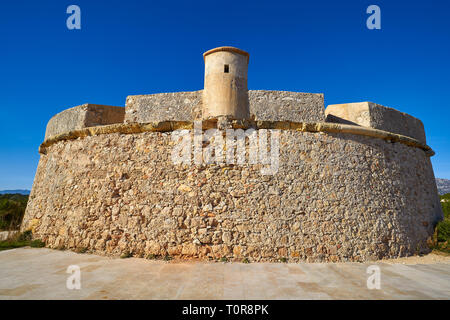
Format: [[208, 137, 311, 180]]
[[325, 102, 426, 144], [249, 90, 325, 122], [124, 90, 325, 124], [124, 91, 203, 124], [44, 104, 124, 140]]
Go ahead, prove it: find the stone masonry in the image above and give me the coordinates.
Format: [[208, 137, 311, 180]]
[[22, 129, 441, 262], [21, 47, 443, 262], [325, 102, 426, 144], [124, 90, 324, 126], [45, 103, 124, 140]]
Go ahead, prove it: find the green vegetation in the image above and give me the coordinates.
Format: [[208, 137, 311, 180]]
[[0, 230, 45, 251], [432, 193, 450, 254], [76, 247, 88, 254], [0, 195, 45, 251], [120, 251, 133, 259], [163, 255, 173, 261], [439, 193, 450, 217], [0, 193, 28, 230]]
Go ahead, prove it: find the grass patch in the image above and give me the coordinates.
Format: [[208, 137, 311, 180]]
[[120, 251, 133, 259], [30, 239, 45, 248], [76, 247, 88, 254], [0, 231, 45, 251], [163, 255, 173, 261], [0, 240, 30, 251]]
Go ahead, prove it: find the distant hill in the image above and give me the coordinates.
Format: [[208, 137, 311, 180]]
[[0, 190, 30, 195], [436, 178, 450, 195]]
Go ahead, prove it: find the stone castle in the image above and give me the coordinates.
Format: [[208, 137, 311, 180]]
[[21, 47, 443, 262]]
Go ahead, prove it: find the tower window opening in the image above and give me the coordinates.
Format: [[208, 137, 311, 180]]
[[224, 64, 229, 73]]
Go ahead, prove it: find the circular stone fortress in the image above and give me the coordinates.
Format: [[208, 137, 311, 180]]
[[21, 47, 443, 262]]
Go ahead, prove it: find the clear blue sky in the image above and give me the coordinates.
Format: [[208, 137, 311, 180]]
[[1, 0, 449, 189]]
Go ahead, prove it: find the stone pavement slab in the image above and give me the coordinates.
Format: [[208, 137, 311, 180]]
[[0, 248, 449, 300]]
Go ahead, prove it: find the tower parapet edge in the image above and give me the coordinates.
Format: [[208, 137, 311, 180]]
[[44, 104, 124, 140], [325, 102, 426, 144]]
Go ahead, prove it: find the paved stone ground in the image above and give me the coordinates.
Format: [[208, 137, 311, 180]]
[[0, 248, 449, 300]]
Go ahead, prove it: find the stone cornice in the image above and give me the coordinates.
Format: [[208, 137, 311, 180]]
[[38, 120, 435, 157]]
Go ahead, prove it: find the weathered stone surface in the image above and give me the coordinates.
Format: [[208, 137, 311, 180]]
[[38, 121, 434, 157], [27, 44, 441, 264], [249, 90, 325, 122], [203, 47, 250, 120], [124, 91, 203, 123], [45, 104, 124, 140], [22, 129, 442, 262], [124, 90, 325, 124], [325, 102, 426, 144]]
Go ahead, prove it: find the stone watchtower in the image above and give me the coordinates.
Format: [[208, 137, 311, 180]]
[[202, 46, 250, 120]]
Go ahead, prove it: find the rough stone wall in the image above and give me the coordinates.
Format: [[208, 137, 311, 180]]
[[22, 130, 441, 262], [124, 90, 325, 123], [368, 102, 426, 144], [124, 91, 203, 123], [249, 90, 324, 122], [325, 102, 426, 144], [45, 104, 124, 140]]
